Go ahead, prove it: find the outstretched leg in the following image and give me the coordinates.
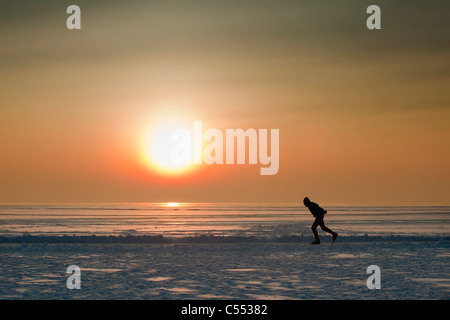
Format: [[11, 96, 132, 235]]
[[318, 219, 338, 243]]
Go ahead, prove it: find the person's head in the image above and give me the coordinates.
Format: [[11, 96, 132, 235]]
[[303, 197, 311, 207]]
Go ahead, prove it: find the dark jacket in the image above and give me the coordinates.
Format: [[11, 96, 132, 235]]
[[306, 202, 327, 218]]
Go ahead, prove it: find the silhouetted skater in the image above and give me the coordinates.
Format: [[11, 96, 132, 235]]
[[303, 197, 338, 244]]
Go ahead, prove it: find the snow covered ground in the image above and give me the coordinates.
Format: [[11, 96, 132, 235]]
[[0, 237, 448, 300], [1, 204, 448, 299]]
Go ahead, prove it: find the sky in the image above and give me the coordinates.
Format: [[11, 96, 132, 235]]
[[0, 0, 449, 204]]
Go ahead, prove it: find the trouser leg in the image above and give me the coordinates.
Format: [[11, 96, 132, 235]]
[[311, 218, 320, 242], [319, 220, 336, 236]]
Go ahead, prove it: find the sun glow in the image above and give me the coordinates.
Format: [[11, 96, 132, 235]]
[[166, 202, 179, 207], [141, 120, 198, 177]]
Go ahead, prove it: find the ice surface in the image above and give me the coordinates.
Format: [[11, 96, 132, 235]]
[[1, 204, 448, 299], [0, 238, 448, 299]]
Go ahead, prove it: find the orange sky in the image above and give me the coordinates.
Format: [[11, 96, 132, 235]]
[[0, 1, 449, 204]]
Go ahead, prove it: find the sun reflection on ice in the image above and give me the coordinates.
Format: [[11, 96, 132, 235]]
[[166, 202, 179, 207]]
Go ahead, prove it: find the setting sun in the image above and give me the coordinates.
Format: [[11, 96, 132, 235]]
[[141, 120, 198, 177]]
